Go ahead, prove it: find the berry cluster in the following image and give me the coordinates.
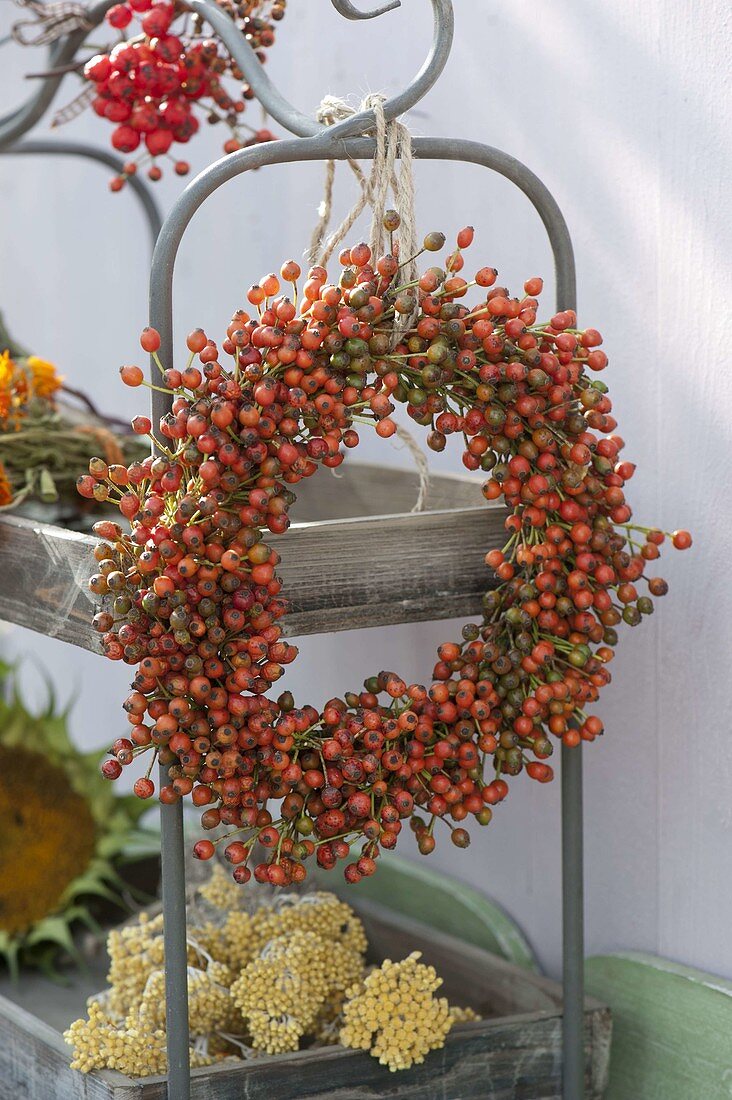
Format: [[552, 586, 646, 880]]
[[83, 0, 285, 188], [82, 217, 691, 887]]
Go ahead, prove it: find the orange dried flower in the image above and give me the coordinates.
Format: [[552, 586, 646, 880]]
[[27, 355, 63, 399], [0, 461, 14, 507]]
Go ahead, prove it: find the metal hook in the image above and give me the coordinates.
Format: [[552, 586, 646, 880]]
[[330, 0, 402, 18], [189, 0, 453, 138], [1, 139, 162, 246]]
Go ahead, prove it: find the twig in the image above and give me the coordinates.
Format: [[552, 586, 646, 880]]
[[61, 384, 133, 433]]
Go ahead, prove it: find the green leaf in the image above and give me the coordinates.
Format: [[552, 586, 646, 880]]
[[38, 468, 59, 503], [24, 915, 80, 960], [116, 792, 154, 826], [0, 932, 21, 983], [120, 827, 162, 862]]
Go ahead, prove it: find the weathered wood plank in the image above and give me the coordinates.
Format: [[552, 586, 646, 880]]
[[586, 951, 732, 1100], [0, 466, 503, 651], [0, 995, 136, 1100], [0, 998, 609, 1100], [167, 1014, 610, 1100], [0, 902, 610, 1100], [350, 900, 558, 1016], [289, 462, 484, 520]]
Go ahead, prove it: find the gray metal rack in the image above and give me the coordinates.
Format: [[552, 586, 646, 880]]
[[0, 3, 585, 1097]]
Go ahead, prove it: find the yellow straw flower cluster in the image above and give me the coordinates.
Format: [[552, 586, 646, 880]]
[[139, 966, 236, 1035], [197, 865, 367, 974], [105, 911, 166, 1018], [65, 1000, 169, 1076], [65, 999, 215, 1077], [449, 1004, 481, 1025], [339, 952, 453, 1072], [64, 870, 479, 1078], [231, 928, 364, 1054], [253, 893, 368, 957], [197, 861, 243, 912]]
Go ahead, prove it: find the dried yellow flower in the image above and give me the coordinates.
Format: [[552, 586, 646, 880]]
[[197, 861, 243, 912], [449, 1004, 481, 1025], [339, 951, 453, 1072], [231, 926, 365, 1054], [64, 877, 475, 1078], [139, 965, 236, 1036], [64, 999, 216, 1078]]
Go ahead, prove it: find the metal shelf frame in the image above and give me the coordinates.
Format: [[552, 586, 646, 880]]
[[0, 3, 585, 1098]]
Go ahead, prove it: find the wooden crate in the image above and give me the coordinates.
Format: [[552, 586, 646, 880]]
[[0, 901, 610, 1100], [0, 464, 503, 646]]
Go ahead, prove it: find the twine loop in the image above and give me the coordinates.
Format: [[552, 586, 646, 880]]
[[11, 0, 93, 46], [309, 93, 418, 292], [310, 95, 428, 511]]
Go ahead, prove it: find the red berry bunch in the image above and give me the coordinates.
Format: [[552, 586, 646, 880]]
[[82, 216, 691, 886], [84, 0, 285, 188]]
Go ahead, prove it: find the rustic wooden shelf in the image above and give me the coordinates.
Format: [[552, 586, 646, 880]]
[[0, 901, 610, 1100], [0, 463, 504, 649]]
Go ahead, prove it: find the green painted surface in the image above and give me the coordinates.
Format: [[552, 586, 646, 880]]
[[586, 952, 732, 1100], [315, 853, 539, 972]]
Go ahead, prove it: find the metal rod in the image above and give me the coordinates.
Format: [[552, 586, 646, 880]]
[[554, 244, 583, 1098], [331, 0, 401, 18], [158, 765, 191, 1100], [1, 139, 162, 247], [184, 0, 453, 140], [561, 740, 585, 1099], [148, 132, 576, 346]]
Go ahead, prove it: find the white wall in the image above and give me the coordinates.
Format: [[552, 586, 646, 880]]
[[1, 0, 729, 978]]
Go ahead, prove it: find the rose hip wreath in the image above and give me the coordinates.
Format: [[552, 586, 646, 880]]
[[80, 217, 691, 887], [80, 0, 285, 189]]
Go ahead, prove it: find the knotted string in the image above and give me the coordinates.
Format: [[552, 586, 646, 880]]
[[308, 93, 418, 290], [11, 0, 93, 46], [310, 94, 428, 511], [395, 424, 429, 513]]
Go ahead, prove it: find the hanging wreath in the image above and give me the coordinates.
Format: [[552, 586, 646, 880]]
[[81, 213, 691, 887], [12, 0, 286, 187]]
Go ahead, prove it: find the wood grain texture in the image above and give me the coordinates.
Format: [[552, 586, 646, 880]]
[[0, 901, 610, 1100], [0, 995, 134, 1100], [0, 466, 503, 651], [586, 951, 732, 1100]]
